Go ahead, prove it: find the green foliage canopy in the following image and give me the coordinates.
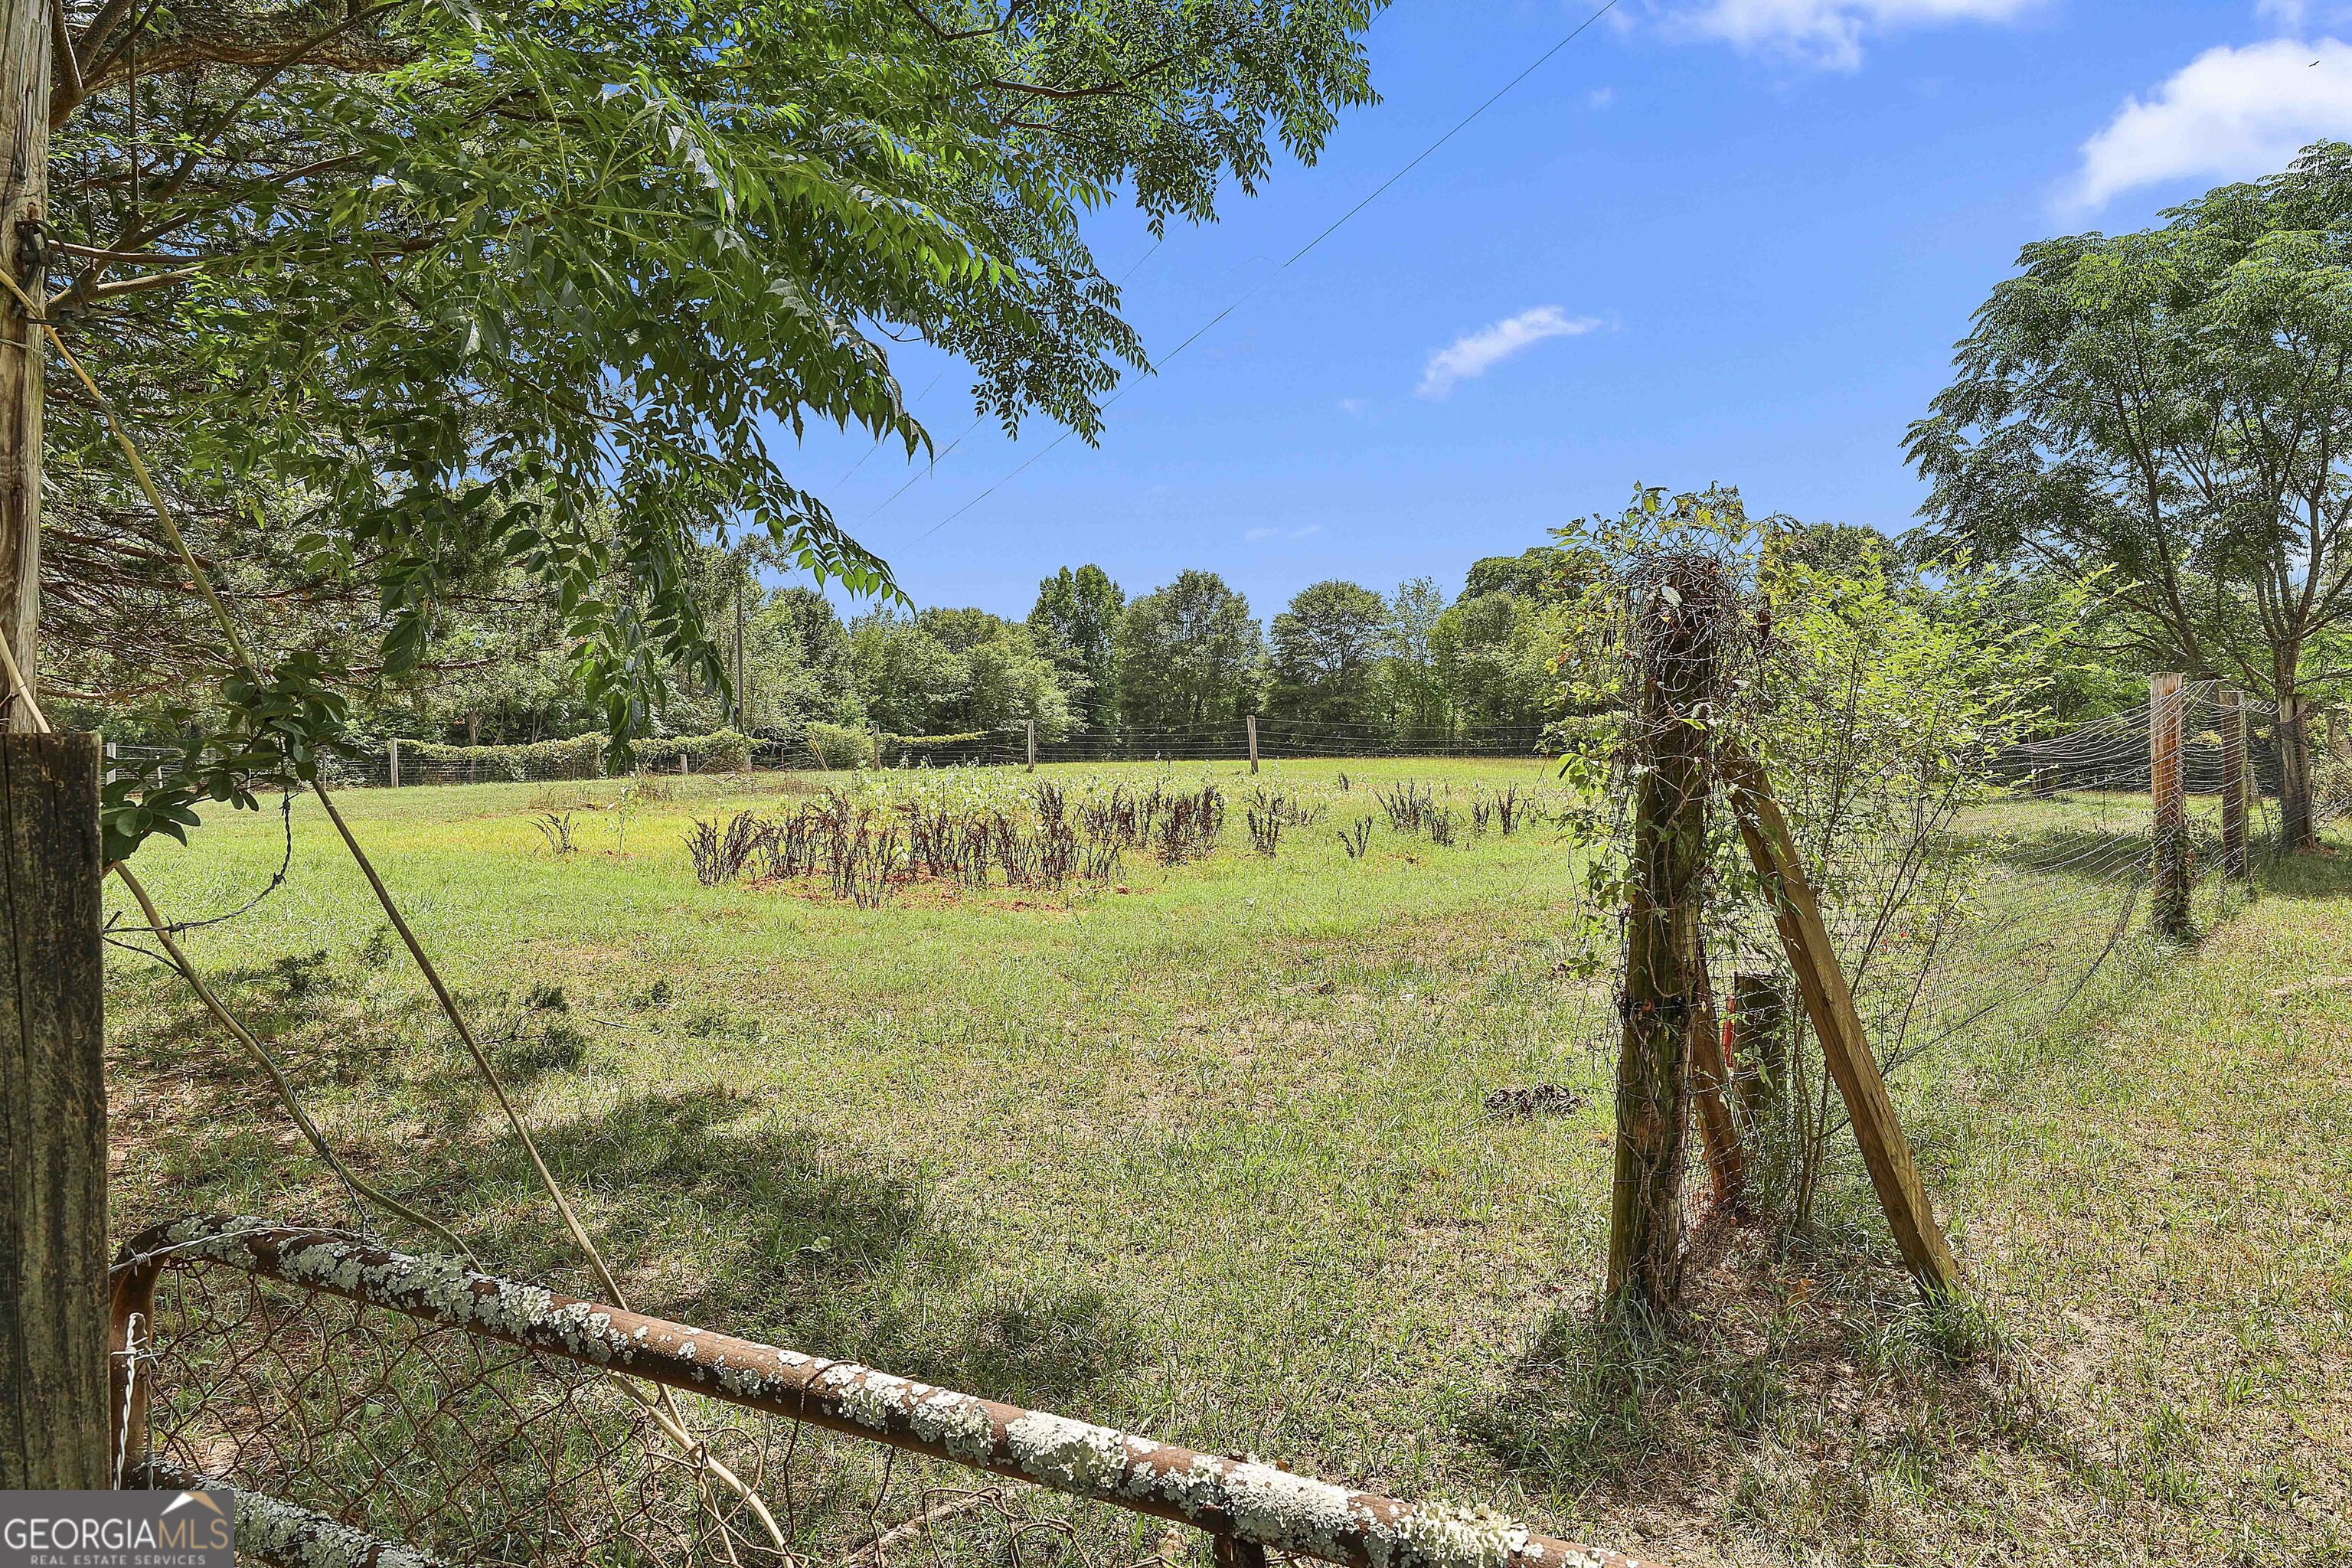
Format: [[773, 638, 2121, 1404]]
[[1269, 578, 1389, 726], [1907, 139, 2352, 729], [51, 0, 1382, 778]]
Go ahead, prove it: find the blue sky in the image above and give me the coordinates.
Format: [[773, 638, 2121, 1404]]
[[794, 0, 2352, 622]]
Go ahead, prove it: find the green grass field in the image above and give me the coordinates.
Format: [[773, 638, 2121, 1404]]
[[101, 758, 2352, 1566]]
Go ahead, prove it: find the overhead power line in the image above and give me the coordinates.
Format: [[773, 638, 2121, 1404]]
[[901, 0, 1628, 541]]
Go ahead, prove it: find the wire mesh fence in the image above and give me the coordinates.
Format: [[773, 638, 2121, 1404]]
[[126, 1260, 1112, 1568], [1677, 676, 2285, 1244], [101, 722, 1563, 795], [113, 1220, 1648, 1568]]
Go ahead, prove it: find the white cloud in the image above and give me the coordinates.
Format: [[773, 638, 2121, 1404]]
[[1337, 397, 1367, 415], [1243, 523, 1323, 544], [2067, 38, 2352, 213], [1668, 0, 2039, 70], [1589, 86, 1618, 109], [1416, 307, 1603, 400], [1243, 526, 1276, 542]]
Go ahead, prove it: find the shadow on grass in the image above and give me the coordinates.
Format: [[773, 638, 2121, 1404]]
[[2259, 838, 2352, 899], [1458, 1218, 2040, 1520], [110, 1003, 1138, 1414]]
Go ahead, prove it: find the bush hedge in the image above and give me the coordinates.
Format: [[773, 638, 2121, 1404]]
[[398, 729, 753, 780]]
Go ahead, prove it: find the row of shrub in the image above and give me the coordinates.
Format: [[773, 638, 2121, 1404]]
[[802, 724, 993, 770], [403, 729, 753, 780]]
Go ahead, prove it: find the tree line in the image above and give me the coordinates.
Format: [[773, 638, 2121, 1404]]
[[264, 544, 1597, 748]]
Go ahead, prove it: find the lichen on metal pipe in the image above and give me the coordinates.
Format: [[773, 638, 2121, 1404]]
[[138, 1461, 452, 1568]]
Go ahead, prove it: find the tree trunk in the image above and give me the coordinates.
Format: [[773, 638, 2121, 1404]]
[[0, 0, 48, 729], [2279, 675, 2316, 853]]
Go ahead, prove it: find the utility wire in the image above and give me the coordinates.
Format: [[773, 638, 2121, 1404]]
[[908, 0, 1627, 540], [854, 237, 1168, 524]]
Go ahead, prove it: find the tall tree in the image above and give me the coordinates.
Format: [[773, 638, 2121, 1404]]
[[1430, 590, 1569, 728], [1027, 564, 1124, 731], [1116, 570, 1263, 730], [1462, 544, 1600, 605], [1383, 576, 1449, 735], [1909, 139, 2352, 848], [848, 606, 1067, 737], [1269, 579, 1387, 726], [50, 0, 1383, 848]]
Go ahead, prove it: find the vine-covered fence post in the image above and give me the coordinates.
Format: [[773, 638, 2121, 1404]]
[[0, 733, 107, 1487], [1605, 555, 1728, 1313], [2150, 673, 2190, 937]]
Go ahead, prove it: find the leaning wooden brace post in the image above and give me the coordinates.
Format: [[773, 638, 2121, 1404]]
[[2218, 686, 2250, 887], [1605, 555, 1728, 1312], [1720, 747, 1962, 1297], [0, 733, 107, 1487], [1687, 934, 1745, 1211], [2150, 672, 2190, 938]]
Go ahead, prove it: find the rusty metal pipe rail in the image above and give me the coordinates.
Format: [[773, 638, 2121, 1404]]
[[113, 1217, 1661, 1568]]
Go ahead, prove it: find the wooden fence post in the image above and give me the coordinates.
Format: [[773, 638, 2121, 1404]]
[[0, 733, 107, 1488], [1605, 562, 1721, 1313], [2150, 673, 2190, 938], [1721, 747, 1962, 1298], [1730, 971, 1787, 1133], [1026, 718, 1037, 774], [1246, 714, 1259, 776], [387, 736, 401, 789], [2219, 686, 2249, 887]]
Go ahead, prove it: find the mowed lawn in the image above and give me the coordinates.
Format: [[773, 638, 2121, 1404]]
[[101, 758, 2352, 1566]]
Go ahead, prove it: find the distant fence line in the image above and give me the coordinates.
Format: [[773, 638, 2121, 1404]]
[[102, 719, 1563, 789], [100, 697, 2340, 794]]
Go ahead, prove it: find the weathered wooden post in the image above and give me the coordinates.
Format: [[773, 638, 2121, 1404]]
[[2150, 673, 2190, 937], [0, 733, 107, 1488], [1605, 556, 1726, 1314], [388, 736, 402, 788], [1730, 971, 1788, 1134], [1246, 714, 1259, 776], [2219, 686, 2250, 887], [1026, 718, 1037, 774]]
